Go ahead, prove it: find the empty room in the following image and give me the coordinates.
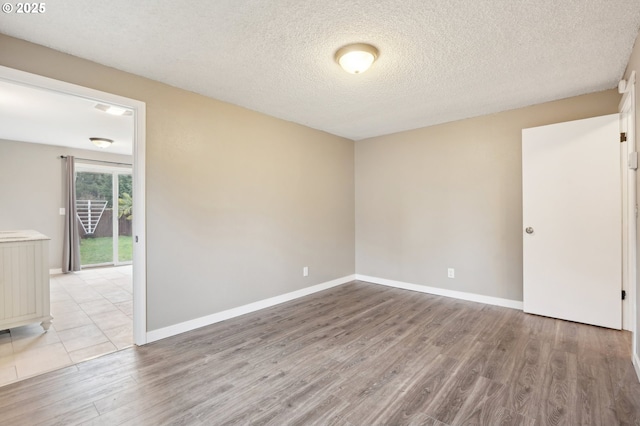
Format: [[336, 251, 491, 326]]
[[1, 1, 640, 425]]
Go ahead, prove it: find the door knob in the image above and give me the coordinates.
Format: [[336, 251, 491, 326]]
[[525, 227, 534, 234]]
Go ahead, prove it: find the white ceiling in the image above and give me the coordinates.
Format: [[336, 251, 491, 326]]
[[1, 1, 640, 140], [0, 80, 133, 155]]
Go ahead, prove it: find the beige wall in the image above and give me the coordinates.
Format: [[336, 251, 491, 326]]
[[356, 90, 620, 302], [623, 29, 640, 363], [0, 35, 355, 331], [2, 30, 633, 338], [0, 139, 132, 269]]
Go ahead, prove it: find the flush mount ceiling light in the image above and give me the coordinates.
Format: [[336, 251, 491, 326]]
[[335, 43, 379, 74], [90, 137, 114, 148], [94, 103, 133, 116]]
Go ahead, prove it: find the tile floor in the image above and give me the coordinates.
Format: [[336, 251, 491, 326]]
[[0, 265, 133, 386]]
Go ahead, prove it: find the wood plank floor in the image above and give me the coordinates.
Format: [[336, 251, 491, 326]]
[[0, 281, 639, 425]]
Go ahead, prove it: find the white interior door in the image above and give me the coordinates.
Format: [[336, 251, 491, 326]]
[[522, 114, 621, 329]]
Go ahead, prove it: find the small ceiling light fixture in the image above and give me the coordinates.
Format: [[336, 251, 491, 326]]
[[94, 103, 133, 116], [90, 137, 114, 148], [335, 43, 379, 74]]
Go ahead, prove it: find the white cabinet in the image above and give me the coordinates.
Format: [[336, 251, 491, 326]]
[[0, 230, 52, 332]]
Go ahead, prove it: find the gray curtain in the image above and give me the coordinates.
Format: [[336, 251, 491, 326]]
[[62, 156, 81, 273]]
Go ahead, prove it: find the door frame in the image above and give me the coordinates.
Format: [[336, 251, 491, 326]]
[[621, 77, 636, 334], [0, 65, 148, 345], [620, 71, 638, 366]]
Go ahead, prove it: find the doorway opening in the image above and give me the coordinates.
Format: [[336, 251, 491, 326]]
[[0, 65, 146, 385]]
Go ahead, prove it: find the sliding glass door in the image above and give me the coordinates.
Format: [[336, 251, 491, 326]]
[[117, 173, 133, 263], [76, 164, 133, 268]]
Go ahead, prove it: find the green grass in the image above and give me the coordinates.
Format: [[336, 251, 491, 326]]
[[80, 236, 133, 265]]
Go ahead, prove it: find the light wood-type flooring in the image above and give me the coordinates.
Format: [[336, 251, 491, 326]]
[[0, 281, 639, 425]]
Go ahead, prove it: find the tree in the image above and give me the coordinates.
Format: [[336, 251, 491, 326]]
[[118, 192, 133, 220], [75, 172, 113, 206], [75, 172, 133, 210], [118, 174, 132, 199]]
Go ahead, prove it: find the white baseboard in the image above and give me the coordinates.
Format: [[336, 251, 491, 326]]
[[49, 268, 62, 275], [355, 274, 523, 310], [146, 274, 356, 343], [634, 351, 640, 383]]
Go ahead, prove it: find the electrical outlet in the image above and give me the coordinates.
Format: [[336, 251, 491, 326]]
[[303, 266, 309, 277], [59, 208, 65, 215], [447, 268, 455, 278]]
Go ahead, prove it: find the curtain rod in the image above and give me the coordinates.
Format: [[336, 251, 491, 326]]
[[59, 155, 132, 167]]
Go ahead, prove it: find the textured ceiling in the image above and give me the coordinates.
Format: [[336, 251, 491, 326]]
[[1, 0, 639, 140]]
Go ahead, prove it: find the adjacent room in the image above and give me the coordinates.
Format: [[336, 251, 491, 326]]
[[1, 1, 640, 424], [0, 80, 136, 380]]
